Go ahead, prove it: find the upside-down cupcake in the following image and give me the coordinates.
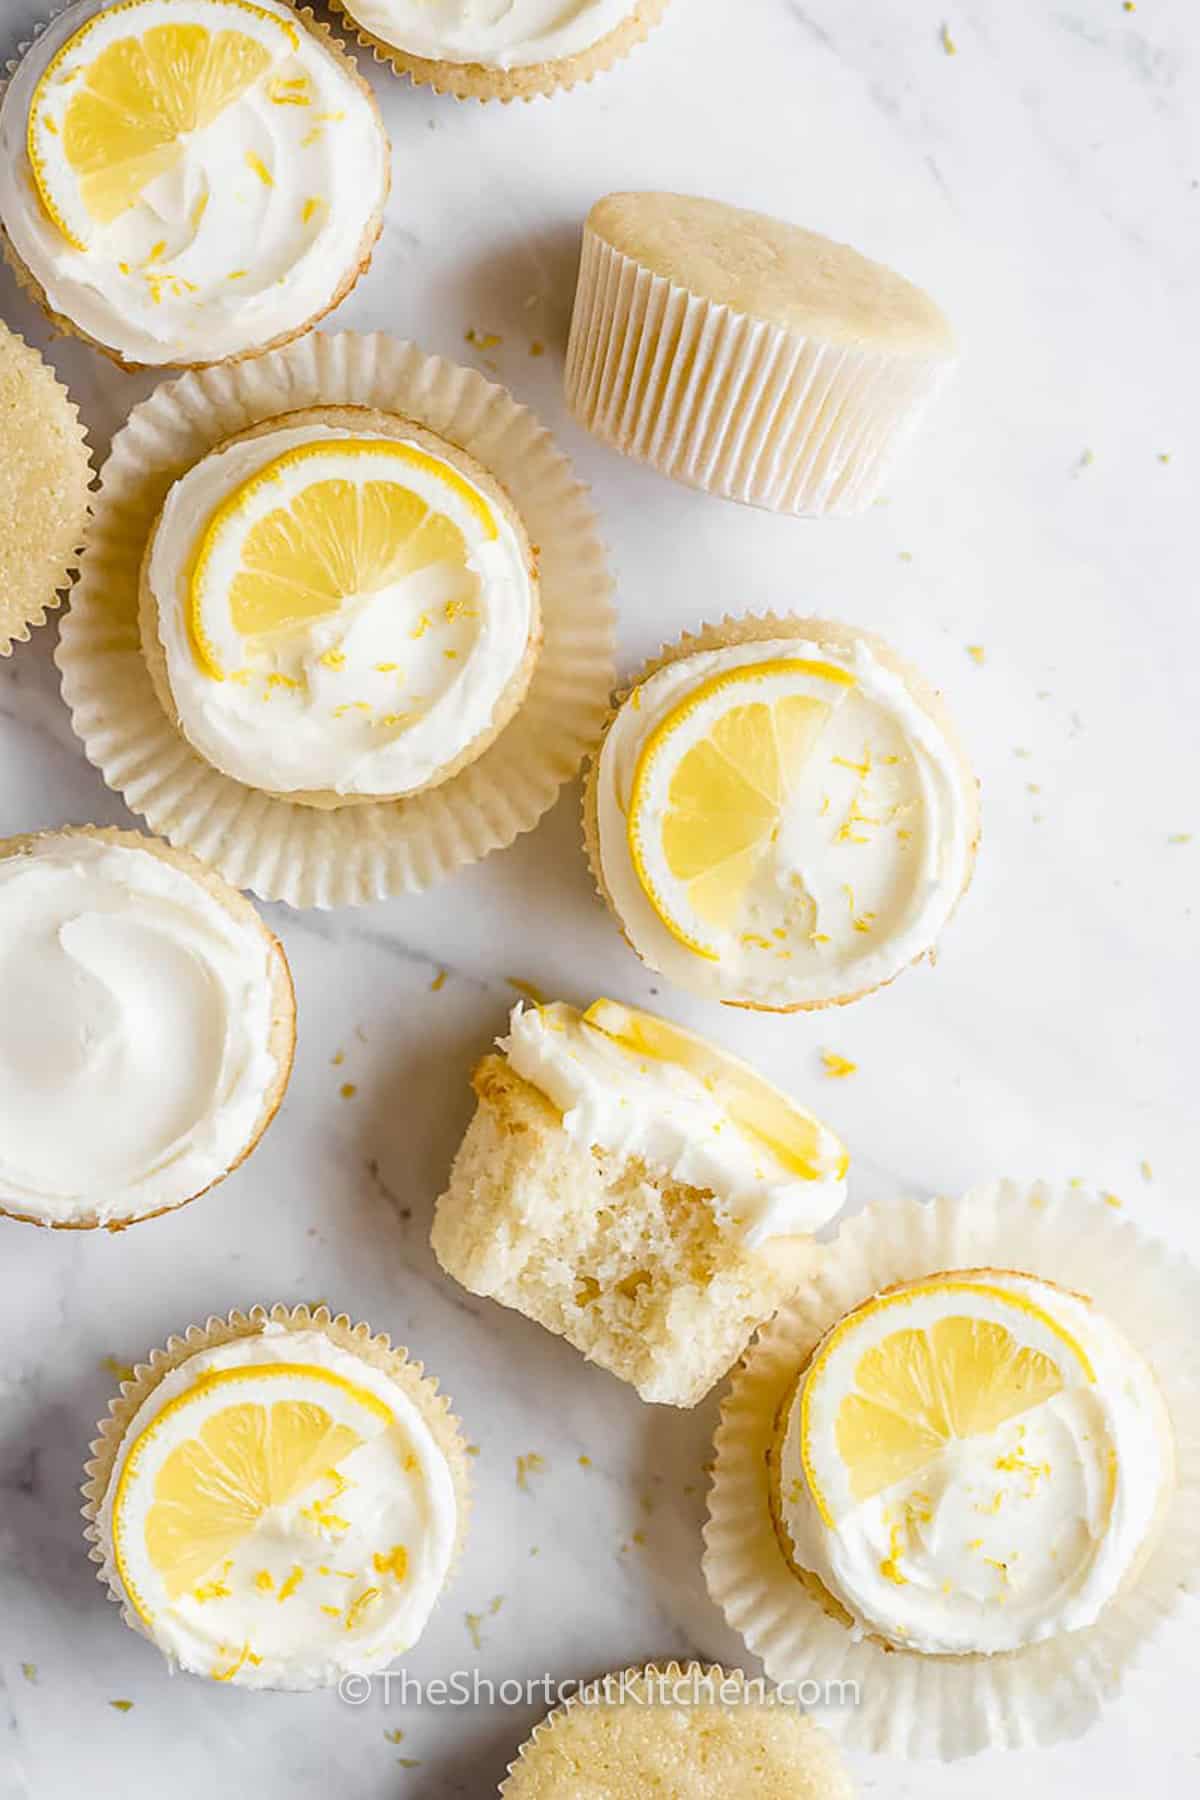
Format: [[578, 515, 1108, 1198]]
[[0, 0, 389, 368], [432, 997, 847, 1406], [84, 1305, 471, 1689], [566, 192, 957, 515], [0, 319, 91, 654], [584, 616, 979, 1011], [0, 826, 294, 1231], [331, 0, 672, 103], [501, 1662, 855, 1798], [139, 405, 542, 806]]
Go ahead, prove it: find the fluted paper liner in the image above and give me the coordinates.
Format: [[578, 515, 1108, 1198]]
[[328, 0, 671, 104], [703, 1183, 1200, 1759], [565, 227, 955, 517], [57, 331, 615, 905], [82, 1303, 473, 1674]]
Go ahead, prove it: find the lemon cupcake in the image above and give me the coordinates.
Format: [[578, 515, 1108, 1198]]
[[584, 616, 979, 1012], [331, 0, 672, 103], [0, 0, 389, 369], [566, 192, 957, 515], [432, 998, 847, 1406], [501, 1662, 855, 1798], [0, 826, 294, 1231], [83, 1304, 470, 1690], [139, 405, 542, 806], [0, 320, 92, 654]]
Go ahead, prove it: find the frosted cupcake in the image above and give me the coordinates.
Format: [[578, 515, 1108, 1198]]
[[139, 406, 542, 806], [566, 192, 957, 515], [0, 320, 91, 655], [584, 616, 979, 1011], [768, 1270, 1174, 1657], [84, 1306, 469, 1689], [331, 0, 672, 103], [0, 827, 293, 1231], [501, 1662, 854, 1798], [0, 0, 389, 368], [432, 998, 847, 1406]]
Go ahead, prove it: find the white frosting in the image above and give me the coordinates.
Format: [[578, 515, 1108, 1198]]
[[502, 1002, 847, 1245], [147, 423, 535, 798], [0, 836, 279, 1227], [777, 1274, 1171, 1655], [596, 637, 974, 1007], [101, 1328, 459, 1689], [0, 0, 388, 366], [341, 0, 639, 70]]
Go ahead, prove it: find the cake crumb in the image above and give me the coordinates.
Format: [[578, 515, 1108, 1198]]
[[385, 1729, 405, 1745], [516, 1452, 546, 1492], [101, 1356, 134, 1383], [332, 1049, 345, 1066], [465, 328, 502, 351], [940, 22, 957, 54], [489, 1595, 504, 1615], [966, 644, 986, 665], [465, 1611, 484, 1650], [1141, 1160, 1154, 1182], [1158, 449, 1170, 462], [466, 1443, 481, 1457], [109, 1700, 134, 1713], [578, 1454, 591, 1468], [21, 1663, 36, 1684], [822, 1050, 858, 1079], [340, 1083, 357, 1100], [530, 340, 545, 357], [430, 969, 448, 992]]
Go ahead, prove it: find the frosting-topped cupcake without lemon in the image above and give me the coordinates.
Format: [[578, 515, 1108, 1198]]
[[0, 828, 293, 1230], [332, 0, 672, 103], [0, 0, 389, 368], [432, 999, 847, 1407], [771, 1270, 1174, 1656], [585, 616, 979, 1010], [86, 1307, 470, 1690], [140, 406, 541, 805]]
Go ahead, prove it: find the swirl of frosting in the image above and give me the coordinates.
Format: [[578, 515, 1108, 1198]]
[[339, 0, 643, 69], [0, 0, 388, 366], [0, 834, 282, 1226]]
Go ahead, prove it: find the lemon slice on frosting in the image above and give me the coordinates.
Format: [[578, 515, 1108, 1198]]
[[583, 998, 848, 1186], [190, 437, 499, 682], [626, 658, 855, 960], [27, 0, 298, 251], [799, 1277, 1095, 1529]]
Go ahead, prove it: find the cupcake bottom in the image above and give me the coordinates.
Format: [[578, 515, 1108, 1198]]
[[331, 0, 672, 102], [137, 404, 544, 811]]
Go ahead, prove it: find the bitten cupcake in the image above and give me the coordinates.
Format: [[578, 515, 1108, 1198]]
[[584, 615, 979, 1011], [84, 1305, 470, 1690], [501, 1663, 854, 1798], [566, 192, 957, 515], [139, 406, 542, 806], [330, 0, 672, 103], [432, 997, 848, 1406], [0, 0, 389, 368], [0, 827, 294, 1231], [0, 320, 91, 654]]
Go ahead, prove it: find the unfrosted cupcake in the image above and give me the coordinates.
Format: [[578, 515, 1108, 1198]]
[[0, 320, 91, 654], [767, 1269, 1174, 1658], [139, 406, 542, 807], [584, 615, 979, 1011], [0, 827, 293, 1231], [84, 1305, 470, 1690], [501, 1662, 855, 1798], [331, 0, 672, 102], [0, 0, 389, 369], [566, 192, 957, 515], [432, 997, 847, 1406]]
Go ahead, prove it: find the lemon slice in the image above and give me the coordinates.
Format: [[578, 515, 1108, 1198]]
[[28, 0, 298, 251], [189, 438, 499, 680], [626, 658, 856, 959], [800, 1278, 1096, 1527], [112, 1363, 394, 1617], [583, 998, 847, 1185]]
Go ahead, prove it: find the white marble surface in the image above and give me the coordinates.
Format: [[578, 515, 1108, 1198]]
[[2, 0, 1198, 1794]]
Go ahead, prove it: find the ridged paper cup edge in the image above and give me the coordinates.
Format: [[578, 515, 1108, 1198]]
[[701, 1181, 1200, 1759]]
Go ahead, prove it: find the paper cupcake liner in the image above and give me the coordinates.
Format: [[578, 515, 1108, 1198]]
[[0, 825, 295, 1233], [703, 1183, 1200, 1759], [328, 0, 672, 104], [581, 611, 981, 1012], [2, 6, 387, 373], [57, 330, 615, 906], [500, 1659, 853, 1795], [565, 227, 954, 517], [82, 1303, 473, 1664]]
